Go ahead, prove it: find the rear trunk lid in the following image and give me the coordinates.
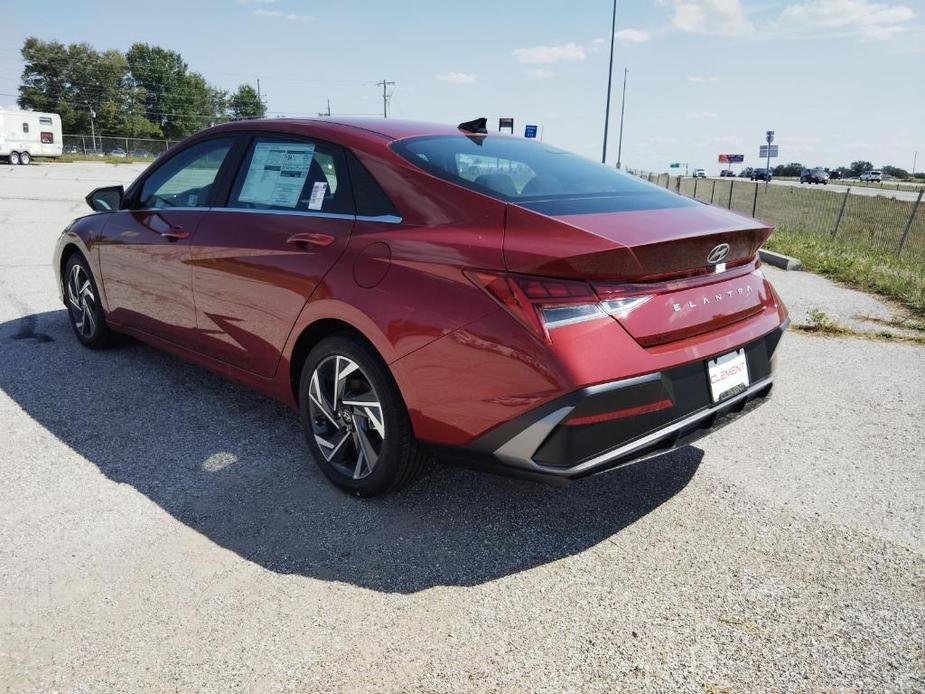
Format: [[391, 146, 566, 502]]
[[503, 201, 774, 346]]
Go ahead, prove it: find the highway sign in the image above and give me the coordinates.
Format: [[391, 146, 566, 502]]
[[524, 124, 538, 138], [670, 162, 680, 168], [759, 145, 779, 158], [499, 117, 514, 133], [718, 154, 744, 163]]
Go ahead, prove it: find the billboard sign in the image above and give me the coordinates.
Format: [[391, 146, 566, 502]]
[[524, 124, 538, 138], [499, 117, 514, 133], [718, 154, 745, 163]]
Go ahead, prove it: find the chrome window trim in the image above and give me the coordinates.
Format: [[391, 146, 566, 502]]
[[118, 206, 403, 224]]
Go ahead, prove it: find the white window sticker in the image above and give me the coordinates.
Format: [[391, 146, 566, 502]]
[[238, 142, 316, 209], [307, 181, 328, 210]]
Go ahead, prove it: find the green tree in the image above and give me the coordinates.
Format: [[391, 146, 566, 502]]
[[228, 84, 265, 120], [849, 160, 874, 177], [772, 162, 803, 177], [882, 165, 909, 180]]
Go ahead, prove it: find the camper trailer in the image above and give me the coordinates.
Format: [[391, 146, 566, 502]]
[[0, 108, 63, 164]]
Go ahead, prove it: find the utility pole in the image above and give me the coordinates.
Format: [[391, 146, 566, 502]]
[[601, 0, 618, 163], [616, 67, 628, 170], [377, 79, 395, 118], [913, 151, 918, 178], [319, 99, 332, 117], [89, 107, 96, 152]]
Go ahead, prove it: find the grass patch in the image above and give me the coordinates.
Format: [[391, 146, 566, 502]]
[[35, 155, 155, 165], [764, 227, 925, 319], [793, 308, 925, 345]]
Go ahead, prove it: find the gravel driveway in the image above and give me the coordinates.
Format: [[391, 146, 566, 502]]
[[1, 162, 923, 693]]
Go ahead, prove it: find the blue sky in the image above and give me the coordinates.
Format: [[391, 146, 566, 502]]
[[3, 0, 924, 173]]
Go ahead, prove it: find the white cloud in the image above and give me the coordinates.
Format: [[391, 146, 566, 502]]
[[526, 68, 555, 79], [435, 71, 477, 84], [512, 42, 587, 64], [615, 29, 651, 43], [688, 111, 719, 118], [688, 75, 720, 82], [253, 8, 313, 20], [591, 37, 607, 44], [779, 0, 915, 39], [671, 0, 754, 35]]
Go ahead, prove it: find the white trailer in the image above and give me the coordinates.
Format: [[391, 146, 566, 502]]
[[0, 108, 63, 164]]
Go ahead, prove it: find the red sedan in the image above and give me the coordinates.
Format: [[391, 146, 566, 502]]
[[55, 117, 788, 496]]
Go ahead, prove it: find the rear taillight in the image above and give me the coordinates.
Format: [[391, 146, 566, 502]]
[[465, 271, 651, 340]]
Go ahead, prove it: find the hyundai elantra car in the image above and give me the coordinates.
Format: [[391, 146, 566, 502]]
[[55, 117, 788, 496]]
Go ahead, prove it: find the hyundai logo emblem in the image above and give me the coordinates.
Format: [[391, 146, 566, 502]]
[[707, 243, 730, 265]]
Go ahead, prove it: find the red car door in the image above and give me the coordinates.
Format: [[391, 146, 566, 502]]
[[190, 135, 355, 377], [97, 137, 237, 343]]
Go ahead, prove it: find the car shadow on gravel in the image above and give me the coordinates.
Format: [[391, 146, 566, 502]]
[[0, 310, 702, 594]]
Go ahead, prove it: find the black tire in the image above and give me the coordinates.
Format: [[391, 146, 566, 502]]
[[298, 333, 429, 496], [20, 151, 31, 165], [63, 253, 114, 349], [8, 151, 20, 165]]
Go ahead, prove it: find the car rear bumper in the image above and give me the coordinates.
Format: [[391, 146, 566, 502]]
[[448, 319, 787, 480]]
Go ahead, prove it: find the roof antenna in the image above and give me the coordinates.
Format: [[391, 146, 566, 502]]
[[458, 117, 488, 134]]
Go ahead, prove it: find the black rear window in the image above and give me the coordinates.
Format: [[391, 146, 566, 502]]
[[392, 135, 695, 215]]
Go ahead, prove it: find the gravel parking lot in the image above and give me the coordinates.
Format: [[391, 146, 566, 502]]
[[1, 162, 923, 693]]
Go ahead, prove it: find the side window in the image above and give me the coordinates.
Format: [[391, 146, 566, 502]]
[[346, 151, 400, 218], [228, 137, 354, 215], [138, 138, 233, 209], [41, 132, 54, 144], [39, 117, 53, 126], [22, 122, 29, 134]]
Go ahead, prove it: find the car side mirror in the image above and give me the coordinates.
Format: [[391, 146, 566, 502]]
[[86, 185, 124, 212]]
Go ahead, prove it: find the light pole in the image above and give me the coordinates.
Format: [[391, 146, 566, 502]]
[[89, 107, 96, 153], [601, 0, 617, 163], [616, 67, 628, 170]]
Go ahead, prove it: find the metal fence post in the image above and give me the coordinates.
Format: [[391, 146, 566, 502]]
[[727, 180, 734, 209], [752, 182, 759, 217], [897, 189, 923, 256], [832, 187, 851, 238], [676, 176, 682, 193], [710, 180, 716, 204], [693, 177, 699, 199]]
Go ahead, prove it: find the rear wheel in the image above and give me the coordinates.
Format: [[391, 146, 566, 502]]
[[64, 253, 114, 349], [19, 151, 31, 165], [299, 334, 428, 496], [8, 151, 20, 165]]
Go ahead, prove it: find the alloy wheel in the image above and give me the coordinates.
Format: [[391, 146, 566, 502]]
[[66, 263, 97, 339], [307, 355, 385, 480]]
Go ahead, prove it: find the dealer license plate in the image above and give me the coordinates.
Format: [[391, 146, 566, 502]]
[[707, 349, 750, 403]]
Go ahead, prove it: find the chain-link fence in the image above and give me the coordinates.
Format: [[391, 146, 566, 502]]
[[62, 134, 180, 159], [628, 170, 925, 260]]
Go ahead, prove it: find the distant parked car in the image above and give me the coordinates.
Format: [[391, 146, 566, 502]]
[[129, 149, 154, 159], [720, 169, 735, 177], [693, 168, 706, 178], [63, 144, 80, 155], [860, 170, 882, 182], [828, 170, 841, 180], [800, 167, 829, 184], [86, 148, 105, 157], [739, 168, 753, 178], [751, 168, 772, 182], [109, 148, 127, 158]]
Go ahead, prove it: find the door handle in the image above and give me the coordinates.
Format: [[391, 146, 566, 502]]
[[286, 232, 336, 248], [160, 226, 190, 242]]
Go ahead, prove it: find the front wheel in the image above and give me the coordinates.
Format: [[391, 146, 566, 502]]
[[299, 334, 428, 496], [8, 151, 20, 165], [64, 254, 114, 349]]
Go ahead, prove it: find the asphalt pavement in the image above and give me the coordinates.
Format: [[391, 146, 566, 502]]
[[1, 162, 923, 692]]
